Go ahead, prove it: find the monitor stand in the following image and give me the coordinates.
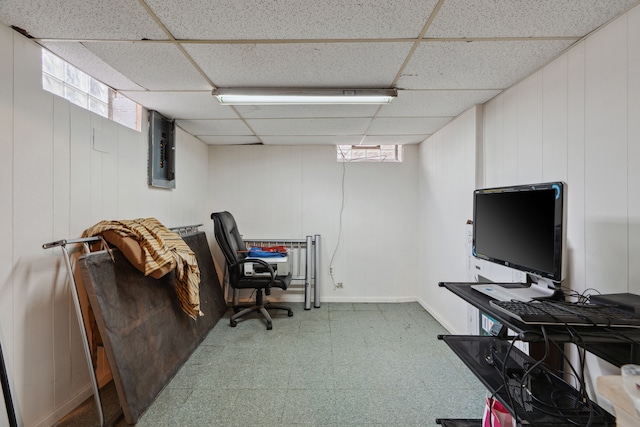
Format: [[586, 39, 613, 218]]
[[471, 282, 556, 302]]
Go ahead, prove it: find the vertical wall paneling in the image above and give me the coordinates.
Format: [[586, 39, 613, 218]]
[[584, 14, 629, 292], [69, 106, 92, 237], [300, 146, 347, 298], [516, 73, 544, 183], [115, 125, 144, 220], [52, 98, 71, 243], [500, 87, 519, 185], [171, 127, 210, 227], [566, 42, 587, 293], [542, 54, 569, 182], [95, 117, 120, 221], [628, 6, 640, 294], [12, 32, 56, 424], [89, 116, 105, 225], [51, 96, 74, 410], [418, 106, 478, 333], [482, 95, 501, 186], [0, 23, 14, 427], [475, 105, 484, 188]]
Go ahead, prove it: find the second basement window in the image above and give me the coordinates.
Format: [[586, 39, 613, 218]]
[[337, 145, 404, 162]]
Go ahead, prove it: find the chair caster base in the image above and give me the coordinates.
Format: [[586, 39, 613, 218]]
[[230, 320, 237, 327]]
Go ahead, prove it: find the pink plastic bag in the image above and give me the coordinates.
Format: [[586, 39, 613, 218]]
[[482, 397, 514, 427]]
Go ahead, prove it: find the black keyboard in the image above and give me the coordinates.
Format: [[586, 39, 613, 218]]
[[489, 300, 640, 327]]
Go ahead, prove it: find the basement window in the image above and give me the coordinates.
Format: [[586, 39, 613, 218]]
[[337, 145, 404, 162], [41, 49, 141, 131]]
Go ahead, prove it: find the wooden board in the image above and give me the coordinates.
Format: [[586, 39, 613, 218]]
[[78, 232, 227, 424]]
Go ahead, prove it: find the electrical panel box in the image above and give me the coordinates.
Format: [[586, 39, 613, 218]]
[[148, 110, 175, 189]]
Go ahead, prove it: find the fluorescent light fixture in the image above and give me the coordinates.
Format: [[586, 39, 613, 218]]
[[212, 88, 397, 105]]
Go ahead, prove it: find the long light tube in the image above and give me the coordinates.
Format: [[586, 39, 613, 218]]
[[213, 88, 397, 105]]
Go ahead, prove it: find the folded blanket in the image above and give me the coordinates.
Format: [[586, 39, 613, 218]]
[[82, 217, 201, 320]]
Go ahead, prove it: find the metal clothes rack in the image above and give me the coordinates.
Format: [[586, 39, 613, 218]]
[[242, 235, 321, 310], [41, 224, 203, 427], [1, 340, 17, 427]]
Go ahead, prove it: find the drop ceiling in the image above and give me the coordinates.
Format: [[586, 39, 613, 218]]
[[1, 0, 638, 146]]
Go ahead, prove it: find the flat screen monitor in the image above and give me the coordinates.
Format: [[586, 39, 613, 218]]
[[472, 182, 566, 286]]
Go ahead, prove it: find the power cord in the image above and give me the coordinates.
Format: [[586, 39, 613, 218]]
[[493, 326, 609, 426], [329, 147, 347, 290]]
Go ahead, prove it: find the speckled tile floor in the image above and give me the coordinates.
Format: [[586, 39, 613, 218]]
[[56, 302, 487, 426]]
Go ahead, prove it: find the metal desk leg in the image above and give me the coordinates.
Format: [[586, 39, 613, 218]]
[[314, 235, 321, 308]]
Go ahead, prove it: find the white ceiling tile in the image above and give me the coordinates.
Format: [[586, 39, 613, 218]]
[[84, 42, 211, 90], [234, 104, 378, 119], [368, 117, 451, 135], [261, 135, 365, 145], [198, 135, 262, 145], [379, 90, 501, 117], [0, 0, 166, 40], [246, 118, 372, 136], [398, 40, 574, 90], [427, 0, 640, 38], [120, 91, 238, 120], [184, 42, 413, 88], [40, 42, 144, 91], [177, 119, 253, 136], [361, 135, 428, 145], [146, 0, 438, 40]]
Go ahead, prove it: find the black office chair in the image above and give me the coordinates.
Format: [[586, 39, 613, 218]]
[[211, 211, 293, 330]]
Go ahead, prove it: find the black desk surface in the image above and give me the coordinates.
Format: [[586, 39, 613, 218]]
[[439, 282, 640, 367]]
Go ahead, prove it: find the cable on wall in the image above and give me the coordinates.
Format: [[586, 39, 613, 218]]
[[329, 147, 348, 289]]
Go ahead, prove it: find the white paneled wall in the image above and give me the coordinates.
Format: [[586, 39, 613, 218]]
[[419, 3, 640, 410], [0, 28, 211, 427], [418, 106, 480, 334], [208, 144, 420, 302], [479, 5, 640, 297]]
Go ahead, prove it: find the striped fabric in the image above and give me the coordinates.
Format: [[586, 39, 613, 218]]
[[82, 218, 202, 320]]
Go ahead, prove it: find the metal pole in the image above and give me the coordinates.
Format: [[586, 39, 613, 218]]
[[304, 236, 312, 310], [314, 235, 321, 308], [0, 340, 17, 427], [61, 244, 105, 427], [43, 238, 106, 427]]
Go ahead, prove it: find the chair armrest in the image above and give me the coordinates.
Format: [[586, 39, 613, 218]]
[[230, 258, 276, 289]]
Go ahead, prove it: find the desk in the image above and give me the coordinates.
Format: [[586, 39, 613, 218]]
[[437, 281, 637, 426], [440, 282, 640, 366]]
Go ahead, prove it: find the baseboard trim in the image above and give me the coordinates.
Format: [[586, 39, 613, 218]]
[[33, 370, 114, 427]]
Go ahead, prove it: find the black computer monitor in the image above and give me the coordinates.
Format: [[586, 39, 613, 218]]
[[472, 181, 566, 288]]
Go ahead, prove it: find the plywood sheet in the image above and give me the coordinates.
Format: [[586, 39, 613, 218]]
[[78, 232, 227, 424]]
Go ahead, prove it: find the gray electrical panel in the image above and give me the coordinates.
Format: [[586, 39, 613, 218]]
[[148, 110, 175, 189]]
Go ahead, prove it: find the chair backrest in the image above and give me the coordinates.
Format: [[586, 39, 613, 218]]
[[211, 211, 246, 283]]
